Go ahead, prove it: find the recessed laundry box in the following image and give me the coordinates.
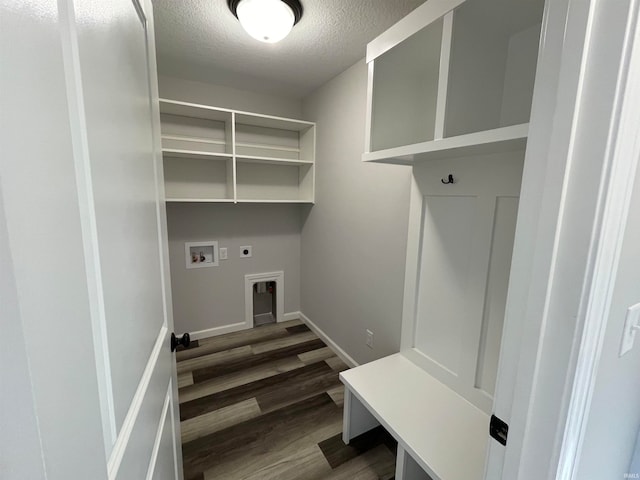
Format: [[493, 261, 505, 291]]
[[244, 271, 284, 328], [253, 281, 277, 326]]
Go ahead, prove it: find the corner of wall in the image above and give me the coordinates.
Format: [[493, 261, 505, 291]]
[[298, 58, 412, 366]]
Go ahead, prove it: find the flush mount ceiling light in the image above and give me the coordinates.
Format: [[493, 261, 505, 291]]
[[228, 0, 303, 44]]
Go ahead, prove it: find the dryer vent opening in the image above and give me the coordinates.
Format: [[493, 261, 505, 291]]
[[253, 281, 277, 327]]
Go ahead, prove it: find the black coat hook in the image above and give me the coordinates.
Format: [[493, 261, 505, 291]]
[[441, 174, 455, 184]]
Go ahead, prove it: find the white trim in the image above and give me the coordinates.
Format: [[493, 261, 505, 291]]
[[189, 322, 249, 341], [58, 0, 117, 453], [244, 271, 285, 328], [159, 98, 315, 129], [231, 111, 237, 203], [366, 0, 464, 62], [364, 61, 375, 154], [495, 0, 640, 477], [187, 311, 300, 341], [434, 12, 453, 141], [235, 142, 300, 153], [557, 1, 640, 477], [144, 381, 171, 480], [299, 312, 359, 368], [400, 176, 423, 352], [161, 134, 227, 146], [107, 326, 167, 479], [283, 312, 300, 322], [168, 378, 180, 480], [362, 123, 528, 165]]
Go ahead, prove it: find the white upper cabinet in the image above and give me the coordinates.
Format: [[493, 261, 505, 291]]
[[363, 0, 545, 165], [159, 99, 315, 203]]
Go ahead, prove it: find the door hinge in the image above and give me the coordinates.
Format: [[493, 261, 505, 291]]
[[490, 414, 509, 446]]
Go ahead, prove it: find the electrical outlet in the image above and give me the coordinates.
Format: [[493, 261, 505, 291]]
[[240, 246, 252, 258], [366, 329, 374, 349], [219, 248, 228, 260]]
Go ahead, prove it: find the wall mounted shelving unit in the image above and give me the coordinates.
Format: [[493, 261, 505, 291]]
[[345, 0, 546, 479], [363, 0, 542, 165], [160, 99, 316, 203]]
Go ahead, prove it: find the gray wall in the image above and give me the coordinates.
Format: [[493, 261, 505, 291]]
[[300, 59, 412, 365], [167, 203, 301, 334], [575, 160, 640, 478], [158, 75, 302, 118], [159, 78, 304, 335]]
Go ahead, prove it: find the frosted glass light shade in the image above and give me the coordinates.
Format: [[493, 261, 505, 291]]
[[236, 0, 295, 43]]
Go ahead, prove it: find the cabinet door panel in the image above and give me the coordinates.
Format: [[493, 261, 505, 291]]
[[410, 152, 523, 411]]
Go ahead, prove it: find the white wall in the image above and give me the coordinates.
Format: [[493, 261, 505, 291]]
[[167, 203, 301, 334], [0, 185, 46, 480], [158, 75, 302, 118], [575, 160, 640, 478], [159, 77, 304, 335], [300, 59, 412, 365]]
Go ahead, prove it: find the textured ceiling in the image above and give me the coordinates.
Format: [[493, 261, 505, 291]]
[[153, 0, 427, 99]]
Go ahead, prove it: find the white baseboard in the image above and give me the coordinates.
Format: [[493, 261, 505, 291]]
[[283, 311, 300, 322], [189, 322, 249, 341], [299, 312, 359, 368], [190, 311, 301, 340]]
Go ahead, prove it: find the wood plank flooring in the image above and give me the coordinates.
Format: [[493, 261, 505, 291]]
[[176, 319, 397, 480]]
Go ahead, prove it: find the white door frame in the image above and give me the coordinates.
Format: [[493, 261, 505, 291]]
[[488, 0, 640, 478]]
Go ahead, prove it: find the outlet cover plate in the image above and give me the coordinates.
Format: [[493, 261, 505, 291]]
[[620, 303, 640, 357], [219, 247, 228, 260], [366, 329, 374, 348], [240, 246, 252, 258]]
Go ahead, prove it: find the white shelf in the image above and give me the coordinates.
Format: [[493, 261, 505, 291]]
[[364, 0, 543, 164], [236, 155, 313, 166], [235, 111, 314, 132], [236, 199, 314, 204], [160, 99, 316, 204], [165, 198, 235, 203], [161, 134, 226, 145], [159, 99, 232, 121], [340, 353, 489, 480], [162, 149, 233, 161], [363, 123, 528, 165], [165, 198, 313, 204]]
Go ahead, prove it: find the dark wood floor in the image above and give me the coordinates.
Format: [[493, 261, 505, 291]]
[[176, 319, 397, 480]]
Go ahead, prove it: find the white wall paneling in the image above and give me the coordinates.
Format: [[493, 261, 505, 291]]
[[404, 153, 523, 413]]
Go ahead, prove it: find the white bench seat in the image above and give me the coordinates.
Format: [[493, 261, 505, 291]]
[[339, 353, 489, 480]]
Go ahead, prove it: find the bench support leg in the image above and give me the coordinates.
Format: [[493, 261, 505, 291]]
[[342, 388, 380, 444], [396, 444, 434, 480]]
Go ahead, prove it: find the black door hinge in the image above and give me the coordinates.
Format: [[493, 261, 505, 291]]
[[490, 414, 509, 446]]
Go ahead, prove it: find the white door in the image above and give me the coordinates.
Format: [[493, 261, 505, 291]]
[[0, 1, 182, 479]]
